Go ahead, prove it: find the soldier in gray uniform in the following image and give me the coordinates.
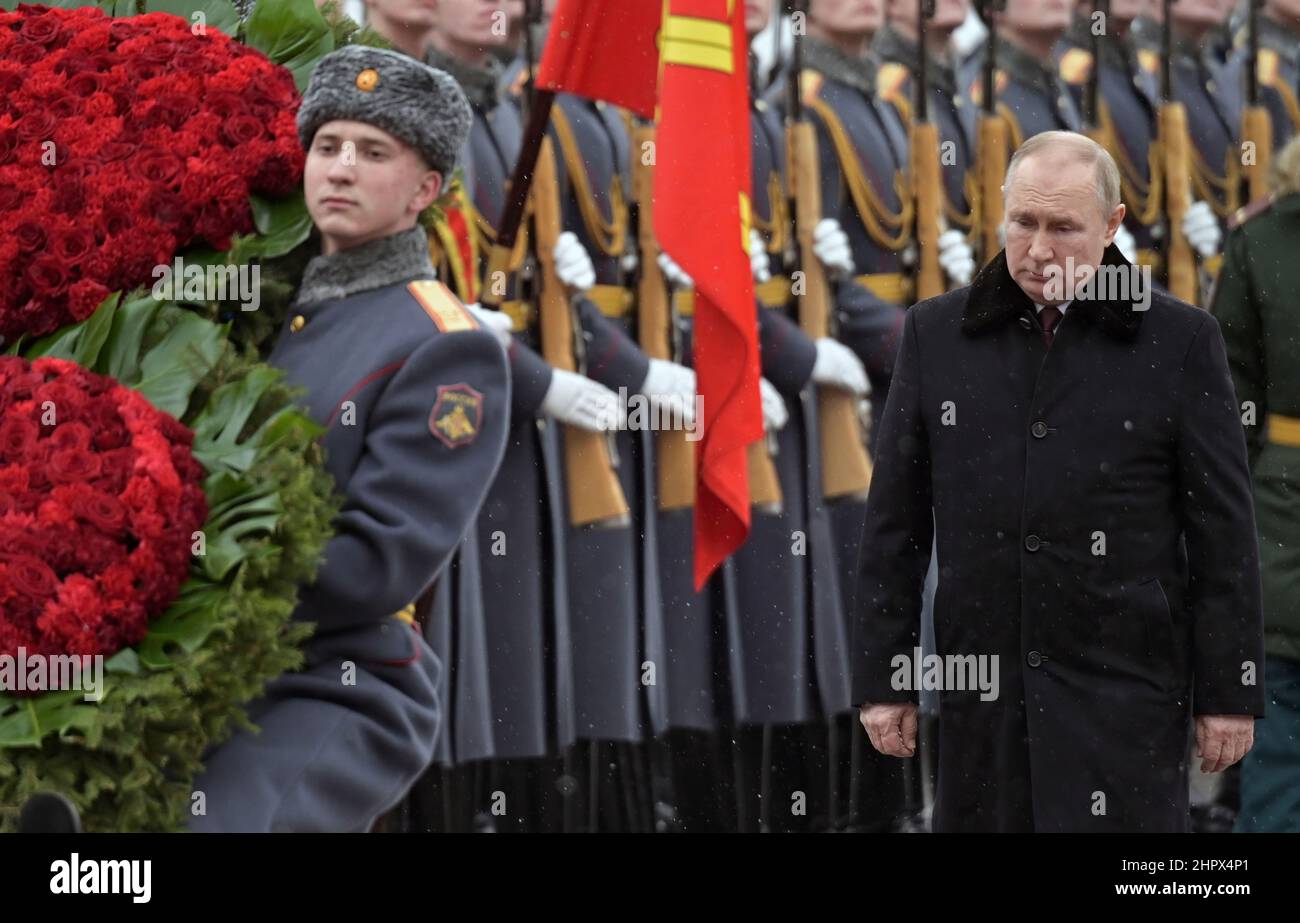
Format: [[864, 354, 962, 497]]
[[1057, 0, 1163, 269], [423, 0, 689, 833], [1231, 0, 1300, 150], [189, 45, 510, 833], [1156, 0, 1244, 238], [964, 0, 1083, 143], [876, 0, 979, 241]]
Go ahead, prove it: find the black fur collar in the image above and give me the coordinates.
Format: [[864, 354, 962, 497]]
[[961, 244, 1146, 340]]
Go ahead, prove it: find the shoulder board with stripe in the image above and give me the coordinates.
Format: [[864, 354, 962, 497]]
[[800, 69, 824, 105], [511, 67, 532, 99], [968, 70, 1008, 107], [877, 62, 910, 102], [407, 279, 479, 333], [1229, 194, 1275, 230], [1059, 47, 1093, 87], [1257, 48, 1280, 85], [1136, 48, 1160, 76]]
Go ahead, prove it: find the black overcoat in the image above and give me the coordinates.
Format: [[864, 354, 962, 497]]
[[852, 246, 1266, 832]]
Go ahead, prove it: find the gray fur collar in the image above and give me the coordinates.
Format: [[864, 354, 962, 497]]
[[803, 36, 879, 96], [294, 225, 436, 307], [425, 46, 502, 111]]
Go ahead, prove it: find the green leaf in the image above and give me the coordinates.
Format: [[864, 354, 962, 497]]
[[100, 291, 165, 384], [135, 587, 227, 670], [19, 293, 120, 363], [241, 191, 314, 261], [190, 365, 281, 470], [0, 691, 101, 749], [142, 0, 240, 38], [243, 0, 333, 92], [134, 312, 228, 417], [105, 649, 142, 676]]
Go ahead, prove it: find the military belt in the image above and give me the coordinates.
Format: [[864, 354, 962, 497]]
[[756, 275, 793, 308], [854, 272, 911, 305], [587, 284, 634, 318], [500, 300, 535, 332], [1267, 413, 1300, 449]]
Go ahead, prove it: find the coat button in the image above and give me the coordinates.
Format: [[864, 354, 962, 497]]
[[1031, 420, 1049, 438], [290, 314, 306, 332], [1026, 650, 1043, 668], [1024, 534, 1041, 552]]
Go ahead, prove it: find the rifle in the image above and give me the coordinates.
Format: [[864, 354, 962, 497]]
[[974, 0, 1008, 266], [480, 0, 629, 527], [1082, 0, 1110, 146], [911, 0, 944, 300], [629, 122, 702, 511], [1241, 0, 1273, 201], [786, 0, 873, 499], [1157, 0, 1197, 302]]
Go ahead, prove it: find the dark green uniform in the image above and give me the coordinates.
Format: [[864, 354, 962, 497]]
[[1210, 187, 1300, 832]]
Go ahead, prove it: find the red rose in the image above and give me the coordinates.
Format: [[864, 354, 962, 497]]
[[13, 221, 44, 252], [47, 448, 102, 484], [0, 416, 38, 460], [18, 13, 64, 47], [50, 227, 95, 265], [7, 554, 57, 599]]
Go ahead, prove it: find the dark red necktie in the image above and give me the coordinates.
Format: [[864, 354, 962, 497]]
[[1040, 305, 1063, 349]]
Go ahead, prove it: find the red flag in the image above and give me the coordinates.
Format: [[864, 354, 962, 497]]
[[535, 0, 662, 119], [654, 0, 761, 588]]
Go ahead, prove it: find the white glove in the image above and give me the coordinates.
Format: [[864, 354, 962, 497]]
[[464, 302, 513, 349], [553, 230, 596, 291], [1181, 200, 1222, 259], [937, 229, 976, 286], [657, 251, 694, 289], [812, 217, 854, 277], [542, 368, 623, 432], [620, 250, 639, 275], [1111, 224, 1138, 263], [811, 337, 870, 397], [759, 376, 788, 432], [640, 357, 697, 428], [750, 229, 772, 284]]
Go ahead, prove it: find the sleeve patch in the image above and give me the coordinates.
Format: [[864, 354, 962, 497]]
[[429, 383, 484, 448]]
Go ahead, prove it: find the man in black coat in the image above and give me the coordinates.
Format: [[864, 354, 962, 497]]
[[853, 130, 1265, 832]]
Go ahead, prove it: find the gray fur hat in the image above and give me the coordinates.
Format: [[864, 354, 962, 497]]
[[297, 45, 472, 176]]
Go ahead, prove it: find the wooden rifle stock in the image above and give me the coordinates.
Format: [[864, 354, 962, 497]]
[[1241, 105, 1273, 202], [976, 114, 1008, 266], [787, 119, 873, 499], [911, 121, 944, 299], [630, 124, 697, 511], [1157, 103, 1197, 303], [533, 136, 630, 526]]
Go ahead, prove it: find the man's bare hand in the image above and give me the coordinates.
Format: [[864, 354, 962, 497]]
[[1195, 714, 1254, 773], [859, 702, 918, 757]]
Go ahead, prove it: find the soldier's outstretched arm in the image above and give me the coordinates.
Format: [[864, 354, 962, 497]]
[[502, 337, 555, 419], [834, 278, 907, 388], [757, 306, 819, 396], [295, 329, 511, 632], [573, 299, 651, 392]]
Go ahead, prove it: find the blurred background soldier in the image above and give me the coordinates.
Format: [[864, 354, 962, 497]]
[[965, 0, 1082, 145], [1231, 0, 1300, 150], [1210, 134, 1300, 833]]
